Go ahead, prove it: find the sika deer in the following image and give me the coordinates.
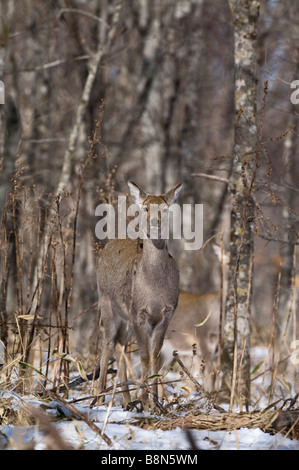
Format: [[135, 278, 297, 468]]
[[96, 180, 182, 407], [162, 290, 222, 391], [161, 247, 229, 391]]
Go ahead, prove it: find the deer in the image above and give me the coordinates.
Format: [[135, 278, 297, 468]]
[[161, 290, 222, 391], [160, 247, 228, 391], [95, 180, 182, 408]]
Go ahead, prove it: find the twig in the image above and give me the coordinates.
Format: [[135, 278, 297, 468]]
[[258, 233, 299, 246], [48, 391, 113, 447], [56, 0, 122, 195], [43, 363, 103, 395], [68, 378, 183, 405], [58, 8, 109, 25], [172, 350, 205, 394], [191, 172, 229, 184], [27, 2, 123, 387], [4, 55, 90, 74], [98, 372, 118, 447], [279, 393, 299, 411]]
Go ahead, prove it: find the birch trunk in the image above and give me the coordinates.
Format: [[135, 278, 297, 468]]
[[221, 0, 260, 410]]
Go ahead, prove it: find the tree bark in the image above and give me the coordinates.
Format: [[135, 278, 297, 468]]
[[221, 0, 260, 410]]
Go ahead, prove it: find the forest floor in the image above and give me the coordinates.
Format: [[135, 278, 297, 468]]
[[0, 346, 298, 451]]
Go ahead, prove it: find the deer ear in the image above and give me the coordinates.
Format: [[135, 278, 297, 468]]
[[164, 183, 182, 206], [128, 180, 148, 205]]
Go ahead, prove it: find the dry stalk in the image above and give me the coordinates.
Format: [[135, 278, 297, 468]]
[[136, 408, 299, 440], [172, 350, 205, 395], [48, 391, 112, 447], [29, 406, 74, 450]]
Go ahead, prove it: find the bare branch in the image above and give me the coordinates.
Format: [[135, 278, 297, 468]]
[[4, 55, 90, 75], [48, 392, 113, 447], [57, 0, 122, 195], [58, 8, 109, 26], [191, 172, 229, 184], [258, 234, 299, 246]]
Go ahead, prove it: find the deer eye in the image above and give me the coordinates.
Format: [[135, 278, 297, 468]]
[[143, 206, 148, 212]]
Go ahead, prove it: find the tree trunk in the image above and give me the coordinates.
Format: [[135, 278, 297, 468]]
[[221, 0, 260, 410]]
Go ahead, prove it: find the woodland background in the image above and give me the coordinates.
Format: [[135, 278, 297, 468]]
[[0, 0, 298, 401]]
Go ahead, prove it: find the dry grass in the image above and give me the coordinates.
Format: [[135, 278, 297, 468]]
[[135, 408, 299, 441], [0, 107, 110, 397], [0, 102, 298, 450]]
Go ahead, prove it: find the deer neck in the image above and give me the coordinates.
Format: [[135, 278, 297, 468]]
[[140, 238, 169, 273]]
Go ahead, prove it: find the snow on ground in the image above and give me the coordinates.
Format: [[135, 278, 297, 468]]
[[0, 345, 298, 450], [1, 418, 297, 450], [0, 392, 298, 451]]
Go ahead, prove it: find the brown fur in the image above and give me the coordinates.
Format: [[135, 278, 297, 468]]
[[162, 290, 221, 390]]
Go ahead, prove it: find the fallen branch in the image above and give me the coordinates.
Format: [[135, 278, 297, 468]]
[[136, 409, 299, 439], [48, 391, 113, 447]]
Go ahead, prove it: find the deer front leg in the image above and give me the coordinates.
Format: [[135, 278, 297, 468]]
[[150, 308, 175, 398], [133, 318, 151, 409]]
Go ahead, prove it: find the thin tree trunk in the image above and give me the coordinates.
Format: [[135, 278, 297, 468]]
[[221, 0, 260, 410], [28, 1, 122, 358], [57, 0, 121, 195], [142, 6, 164, 194]]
